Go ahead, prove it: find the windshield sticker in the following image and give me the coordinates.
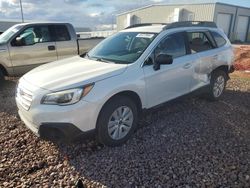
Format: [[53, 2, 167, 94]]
[[136, 33, 154, 38]]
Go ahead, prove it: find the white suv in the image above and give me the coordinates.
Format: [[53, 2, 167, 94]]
[[16, 21, 234, 146]]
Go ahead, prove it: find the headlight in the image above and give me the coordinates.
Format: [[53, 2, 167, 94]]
[[41, 84, 94, 105]]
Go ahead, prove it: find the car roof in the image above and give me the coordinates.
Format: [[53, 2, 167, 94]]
[[15, 22, 71, 27]]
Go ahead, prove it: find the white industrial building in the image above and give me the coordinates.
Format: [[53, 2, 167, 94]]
[[116, 2, 250, 42], [77, 30, 117, 38]]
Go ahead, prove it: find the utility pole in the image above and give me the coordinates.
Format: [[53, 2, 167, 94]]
[[19, 0, 24, 22]]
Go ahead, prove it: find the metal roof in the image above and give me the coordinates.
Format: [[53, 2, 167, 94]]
[[116, 2, 250, 16]]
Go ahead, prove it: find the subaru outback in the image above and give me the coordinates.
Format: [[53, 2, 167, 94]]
[[16, 21, 234, 146]]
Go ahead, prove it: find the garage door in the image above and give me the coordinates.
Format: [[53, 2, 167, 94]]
[[216, 13, 232, 37], [236, 16, 249, 42], [248, 24, 250, 42]]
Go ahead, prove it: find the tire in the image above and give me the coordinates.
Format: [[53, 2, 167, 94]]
[[96, 96, 138, 147], [0, 70, 4, 82], [206, 70, 227, 101]]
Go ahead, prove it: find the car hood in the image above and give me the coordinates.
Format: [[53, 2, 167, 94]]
[[23, 56, 127, 91]]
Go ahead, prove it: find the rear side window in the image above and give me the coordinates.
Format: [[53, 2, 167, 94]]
[[54, 25, 71, 41], [155, 32, 186, 59], [187, 32, 213, 53], [211, 31, 227, 47]]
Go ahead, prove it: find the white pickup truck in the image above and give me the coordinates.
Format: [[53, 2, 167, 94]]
[[0, 22, 102, 80]]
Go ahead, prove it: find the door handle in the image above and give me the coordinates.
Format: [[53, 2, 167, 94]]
[[183, 63, 192, 69], [48, 45, 56, 51]]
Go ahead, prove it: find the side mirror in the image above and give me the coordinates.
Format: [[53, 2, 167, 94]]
[[15, 37, 25, 46], [153, 54, 173, 71]]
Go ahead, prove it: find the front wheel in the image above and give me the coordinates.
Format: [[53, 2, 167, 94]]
[[206, 70, 227, 101], [0, 70, 4, 82], [96, 96, 138, 147]]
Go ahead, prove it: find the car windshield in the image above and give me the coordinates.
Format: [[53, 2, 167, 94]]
[[0, 25, 23, 44], [87, 32, 157, 64]]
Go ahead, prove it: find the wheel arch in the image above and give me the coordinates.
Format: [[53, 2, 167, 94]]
[[95, 90, 143, 130], [0, 64, 8, 76], [211, 65, 230, 80], [103, 90, 143, 115]]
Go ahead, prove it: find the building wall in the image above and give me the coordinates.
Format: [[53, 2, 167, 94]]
[[180, 4, 215, 22], [214, 3, 250, 42], [77, 30, 116, 39], [116, 4, 215, 31], [236, 7, 250, 42], [116, 3, 250, 42]]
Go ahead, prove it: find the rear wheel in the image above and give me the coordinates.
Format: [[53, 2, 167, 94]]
[[96, 96, 138, 147], [206, 70, 227, 101]]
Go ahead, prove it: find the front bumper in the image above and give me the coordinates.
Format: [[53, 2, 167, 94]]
[[39, 123, 95, 142], [16, 96, 100, 142], [18, 109, 95, 142]]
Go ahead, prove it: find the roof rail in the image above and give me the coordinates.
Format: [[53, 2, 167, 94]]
[[125, 23, 167, 29], [164, 21, 217, 30]]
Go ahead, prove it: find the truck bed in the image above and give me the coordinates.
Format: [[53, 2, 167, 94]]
[[77, 38, 104, 55]]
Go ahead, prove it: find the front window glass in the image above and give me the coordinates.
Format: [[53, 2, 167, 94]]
[[87, 32, 156, 64], [12, 25, 52, 46], [155, 32, 186, 59], [0, 25, 23, 44]]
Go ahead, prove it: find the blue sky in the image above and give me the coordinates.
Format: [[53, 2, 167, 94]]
[[0, 0, 249, 30]]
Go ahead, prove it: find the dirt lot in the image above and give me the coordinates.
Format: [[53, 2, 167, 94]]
[[0, 73, 249, 187], [234, 45, 250, 71]]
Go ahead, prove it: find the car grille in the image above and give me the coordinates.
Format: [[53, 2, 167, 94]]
[[16, 84, 33, 111]]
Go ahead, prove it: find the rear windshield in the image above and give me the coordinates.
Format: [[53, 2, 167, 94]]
[[87, 32, 157, 64]]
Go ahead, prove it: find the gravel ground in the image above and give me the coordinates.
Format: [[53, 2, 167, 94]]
[[0, 75, 249, 187]]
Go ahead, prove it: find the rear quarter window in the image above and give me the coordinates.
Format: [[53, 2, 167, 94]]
[[54, 25, 71, 41], [211, 31, 227, 47]]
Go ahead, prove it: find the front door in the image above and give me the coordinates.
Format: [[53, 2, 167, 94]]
[[8, 25, 57, 75], [143, 32, 194, 108]]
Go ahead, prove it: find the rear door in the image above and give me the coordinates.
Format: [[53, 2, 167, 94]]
[[51, 25, 78, 60], [143, 32, 194, 108], [186, 31, 217, 91], [8, 24, 57, 75]]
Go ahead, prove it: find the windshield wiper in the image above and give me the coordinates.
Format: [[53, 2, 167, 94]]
[[96, 58, 115, 64]]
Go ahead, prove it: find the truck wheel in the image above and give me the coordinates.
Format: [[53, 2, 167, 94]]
[[96, 96, 138, 147], [0, 70, 5, 81], [206, 70, 227, 101]]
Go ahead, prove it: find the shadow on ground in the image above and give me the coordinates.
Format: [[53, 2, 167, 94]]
[[0, 78, 18, 115], [0, 76, 249, 187], [57, 89, 250, 187]]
